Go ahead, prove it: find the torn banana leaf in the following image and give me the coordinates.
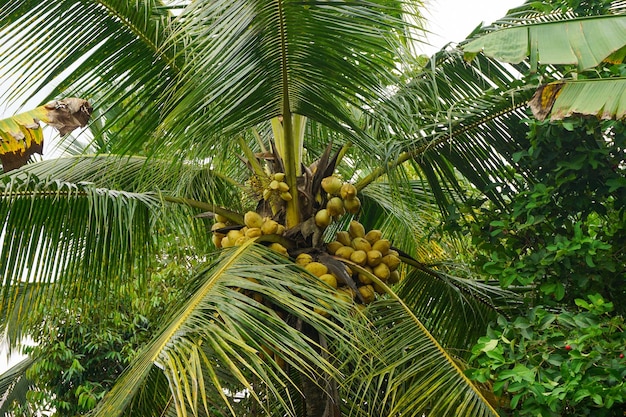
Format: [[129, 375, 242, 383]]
[[0, 98, 92, 172], [530, 78, 626, 121], [462, 15, 626, 71]]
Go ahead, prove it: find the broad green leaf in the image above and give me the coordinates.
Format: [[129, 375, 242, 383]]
[[462, 15, 626, 71]]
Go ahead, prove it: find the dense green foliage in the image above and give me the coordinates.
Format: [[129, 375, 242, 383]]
[[470, 295, 626, 416], [8, 263, 190, 416], [473, 116, 626, 308], [466, 113, 626, 415]]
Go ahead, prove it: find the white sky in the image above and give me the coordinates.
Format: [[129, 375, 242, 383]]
[[418, 0, 524, 54]]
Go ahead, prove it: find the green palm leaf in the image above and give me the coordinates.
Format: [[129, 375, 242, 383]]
[[368, 49, 534, 208], [0, 357, 33, 415], [155, 0, 417, 155], [397, 266, 519, 354], [0, 173, 158, 320]]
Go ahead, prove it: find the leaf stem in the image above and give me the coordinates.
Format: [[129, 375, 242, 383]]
[[162, 195, 243, 224], [277, 0, 301, 228]]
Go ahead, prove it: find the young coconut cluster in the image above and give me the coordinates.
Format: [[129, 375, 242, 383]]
[[263, 172, 293, 202], [211, 211, 289, 256], [314, 175, 361, 228], [326, 220, 401, 302]]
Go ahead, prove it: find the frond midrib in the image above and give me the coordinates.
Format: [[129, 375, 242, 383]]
[[98, 0, 181, 73]]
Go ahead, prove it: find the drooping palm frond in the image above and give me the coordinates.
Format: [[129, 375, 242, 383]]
[[91, 240, 359, 417], [0, 98, 91, 172], [0, 172, 160, 325], [396, 265, 519, 355], [8, 155, 245, 214], [458, 7, 626, 127], [366, 48, 533, 212], [341, 293, 500, 417], [0, 357, 33, 415]]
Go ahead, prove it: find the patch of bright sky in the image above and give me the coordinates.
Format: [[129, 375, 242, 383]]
[[417, 0, 525, 55]]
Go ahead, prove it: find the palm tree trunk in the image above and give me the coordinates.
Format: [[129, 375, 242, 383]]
[[299, 322, 341, 417], [302, 374, 341, 417]]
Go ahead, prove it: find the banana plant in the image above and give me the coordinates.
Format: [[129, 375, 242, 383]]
[[0, 98, 91, 171], [462, 2, 626, 120]]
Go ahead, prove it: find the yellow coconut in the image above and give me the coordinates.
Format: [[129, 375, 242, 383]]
[[336, 231, 352, 246], [348, 220, 366, 238], [315, 209, 332, 228], [335, 246, 355, 260], [321, 176, 343, 195], [343, 196, 361, 214], [340, 183, 357, 200], [382, 254, 401, 271], [245, 227, 262, 238], [244, 211, 264, 229], [261, 219, 279, 235], [364, 229, 382, 245], [351, 237, 372, 252], [358, 285, 376, 304], [326, 241, 343, 255], [373, 262, 391, 281], [326, 197, 345, 217], [295, 253, 313, 266], [366, 250, 383, 267], [318, 273, 338, 289], [372, 239, 391, 255], [305, 261, 328, 277], [350, 250, 368, 266], [269, 243, 289, 256]]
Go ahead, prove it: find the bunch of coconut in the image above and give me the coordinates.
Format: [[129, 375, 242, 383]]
[[211, 211, 289, 256], [326, 220, 401, 303], [294, 220, 402, 308], [314, 176, 361, 228]]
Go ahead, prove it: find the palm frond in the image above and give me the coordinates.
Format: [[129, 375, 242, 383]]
[[93, 241, 358, 417], [0, 0, 180, 155], [0, 357, 34, 415], [0, 98, 91, 172], [343, 294, 499, 417], [0, 171, 158, 325], [151, 0, 421, 158], [358, 178, 452, 261], [368, 49, 533, 210], [9, 155, 244, 211], [397, 265, 519, 354]]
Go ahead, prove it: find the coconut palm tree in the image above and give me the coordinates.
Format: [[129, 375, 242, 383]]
[[0, 0, 625, 416]]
